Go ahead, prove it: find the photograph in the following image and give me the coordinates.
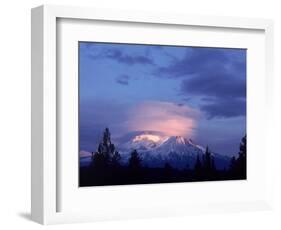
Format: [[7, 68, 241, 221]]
[[78, 42, 247, 187]]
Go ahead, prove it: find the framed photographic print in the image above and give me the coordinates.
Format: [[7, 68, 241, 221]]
[[31, 5, 274, 224], [78, 42, 247, 187]]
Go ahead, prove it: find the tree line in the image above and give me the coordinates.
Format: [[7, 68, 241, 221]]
[[79, 128, 246, 186]]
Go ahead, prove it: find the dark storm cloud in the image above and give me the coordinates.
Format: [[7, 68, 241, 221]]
[[116, 74, 130, 85], [180, 72, 246, 119], [200, 98, 246, 119], [157, 47, 245, 78], [105, 49, 154, 65], [157, 47, 246, 119], [180, 73, 246, 99], [88, 47, 155, 66]]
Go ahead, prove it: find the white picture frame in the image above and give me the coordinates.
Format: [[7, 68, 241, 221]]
[[31, 5, 274, 225]]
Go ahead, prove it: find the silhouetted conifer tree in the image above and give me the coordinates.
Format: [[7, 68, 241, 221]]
[[91, 152, 107, 170], [91, 128, 122, 168], [203, 146, 212, 175], [201, 146, 217, 178], [112, 151, 121, 168], [236, 135, 247, 178], [128, 149, 141, 170], [103, 128, 111, 146], [211, 156, 216, 172], [229, 156, 236, 171], [239, 135, 246, 157], [194, 154, 202, 178], [228, 135, 246, 179]]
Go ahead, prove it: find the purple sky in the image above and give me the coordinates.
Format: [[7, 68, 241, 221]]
[[79, 42, 246, 156]]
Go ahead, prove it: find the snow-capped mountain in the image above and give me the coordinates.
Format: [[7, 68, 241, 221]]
[[121, 133, 168, 152], [79, 132, 231, 170], [150, 136, 204, 157], [120, 135, 230, 170]]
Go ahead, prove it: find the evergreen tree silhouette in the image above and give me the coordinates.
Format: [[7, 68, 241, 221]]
[[229, 156, 236, 173], [239, 135, 246, 157], [91, 151, 106, 170], [211, 156, 216, 172], [91, 128, 122, 170], [203, 146, 212, 175], [111, 151, 121, 168], [103, 128, 111, 146], [201, 146, 217, 178], [228, 135, 246, 179], [194, 154, 202, 178], [128, 149, 141, 170], [236, 135, 247, 178]]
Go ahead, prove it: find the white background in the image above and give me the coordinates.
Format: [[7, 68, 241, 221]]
[[58, 18, 267, 216], [0, 0, 280, 229]]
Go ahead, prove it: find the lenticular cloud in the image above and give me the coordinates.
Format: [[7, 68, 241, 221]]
[[126, 101, 201, 137]]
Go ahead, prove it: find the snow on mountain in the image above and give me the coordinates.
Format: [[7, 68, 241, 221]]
[[138, 136, 205, 169], [120, 135, 230, 170], [79, 133, 231, 170], [152, 136, 204, 157], [121, 133, 168, 152]]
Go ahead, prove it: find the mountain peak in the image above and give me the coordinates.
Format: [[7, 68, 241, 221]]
[[118, 133, 229, 170], [175, 136, 188, 144], [122, 133, 168, 152], [165, 136, 190, 145]]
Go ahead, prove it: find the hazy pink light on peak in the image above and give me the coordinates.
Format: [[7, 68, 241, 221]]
[[126, 101, 200, 137]]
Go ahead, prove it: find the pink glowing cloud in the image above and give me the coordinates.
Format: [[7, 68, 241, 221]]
[[125, 101, 201, 138]]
